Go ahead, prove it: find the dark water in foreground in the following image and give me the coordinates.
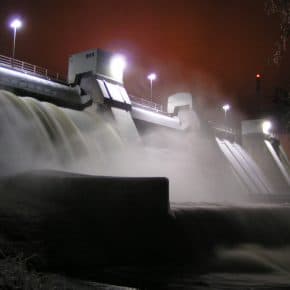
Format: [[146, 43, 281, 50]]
[[102, 271, 290, 289], [1, 90, 290, 288], [96, 203, 290, 289], [1, 172, 290, 289]]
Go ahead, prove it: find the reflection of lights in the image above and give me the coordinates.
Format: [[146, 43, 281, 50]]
[[262, 120, 272, 135], [110, 54, 126, 83], [0, 66, 61, 86]]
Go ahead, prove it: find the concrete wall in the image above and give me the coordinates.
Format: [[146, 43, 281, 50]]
[[0, 66, 90, 109], [0, 170, 169, 269]]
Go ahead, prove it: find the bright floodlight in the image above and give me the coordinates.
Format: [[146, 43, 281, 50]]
[[10, 19, 22, 29], [147, 73, 157, 81], [222, 104, 230, 112], [10, 18, 22, 60], [262, 120, 272, 135], [147, 73, 157, 101], [110, 54, 126, 83]]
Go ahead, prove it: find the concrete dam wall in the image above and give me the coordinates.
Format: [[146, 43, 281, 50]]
[[0, 89, 289, 202]]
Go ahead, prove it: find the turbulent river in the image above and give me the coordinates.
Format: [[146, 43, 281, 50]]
[[1, 90, 290, 289]]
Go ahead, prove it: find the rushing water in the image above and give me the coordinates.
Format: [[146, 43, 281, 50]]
[[1, 90, 290, 288], [0, 90, 122, 175], [0, 90, 246, 203]]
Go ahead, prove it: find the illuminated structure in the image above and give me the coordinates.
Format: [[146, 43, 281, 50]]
[[0, 48, 289, 194], [222, 104, 230, 115], [147, 73, 157, 101], [10, 18, 22, 60]]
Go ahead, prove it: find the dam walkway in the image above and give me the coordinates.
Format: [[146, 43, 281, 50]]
[[0, 54, 166, 113], [0, 54, 66, 83]]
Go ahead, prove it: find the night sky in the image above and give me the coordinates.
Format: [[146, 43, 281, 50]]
[[0, 0, 288, 116]]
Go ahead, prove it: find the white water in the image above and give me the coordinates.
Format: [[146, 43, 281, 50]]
[[1, 90, 290, 288], [0, 90, 248, 203], [0, 90, 120, 174]]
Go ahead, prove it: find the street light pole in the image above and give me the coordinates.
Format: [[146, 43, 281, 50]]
[[147, 73, 156, 102], [10, 19, 22, 62], [12, 26, 17, 60], [222, 104, 230, 123], [150, 78, 153, 101]]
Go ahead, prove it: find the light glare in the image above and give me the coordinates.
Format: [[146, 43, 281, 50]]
[[10, 19, 22, 29], [147, 73, 157, 81], [110, 54, 126, 83], [262, 120, 272, 135], [222, 104, 230, 112]]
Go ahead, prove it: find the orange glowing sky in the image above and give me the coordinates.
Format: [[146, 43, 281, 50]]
[[0, 0, 289, 115]]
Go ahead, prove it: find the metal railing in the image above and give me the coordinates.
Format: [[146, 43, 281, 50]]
[[209, 120, 241, 142], [209, 121, 236, 135], [0, 54, 66, 83], [130, 95, 166, 113], [0, 54, 169, 114]]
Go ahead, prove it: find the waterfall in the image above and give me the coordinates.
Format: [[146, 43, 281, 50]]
[[0, 90, 123, 175], [2, 89, 287, 203]]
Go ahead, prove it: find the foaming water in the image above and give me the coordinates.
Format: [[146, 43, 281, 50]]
[[174, 203, 290, 288], [0, 90, 121, 175], [1, 90, 290, 287], [0, 90, 246, 203]]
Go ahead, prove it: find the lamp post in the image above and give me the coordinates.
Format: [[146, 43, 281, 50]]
[[147, 73, 157, 102], [10, 18, 22, 62], [222, 104, 230, 122]]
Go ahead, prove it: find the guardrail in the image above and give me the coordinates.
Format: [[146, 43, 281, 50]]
[[0, 54, 168, 113], [130, 95, 166, 113], [209, 122, 236, 135], [209, 120, 241, 142], [0, 54, 66, 83]]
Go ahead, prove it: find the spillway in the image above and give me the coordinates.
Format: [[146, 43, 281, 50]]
[[0, 90, 248, 203], [216, 138, 273, 195], [1, 49, 290, 288], [0, 87, 289, 201]]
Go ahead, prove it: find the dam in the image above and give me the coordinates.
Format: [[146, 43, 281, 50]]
[[1, 49, 290, 288], [0, 48, 289, 200]]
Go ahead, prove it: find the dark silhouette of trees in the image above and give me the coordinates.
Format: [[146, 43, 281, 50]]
[[265, 0, 290, 64], [265, 1, 290, 131]]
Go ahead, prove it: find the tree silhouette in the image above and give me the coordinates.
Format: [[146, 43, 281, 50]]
[[265, 1, 290, 131], [265, 0, 290, 64]]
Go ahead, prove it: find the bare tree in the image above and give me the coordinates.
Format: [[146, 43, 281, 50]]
[[265, 0, 290, 64]]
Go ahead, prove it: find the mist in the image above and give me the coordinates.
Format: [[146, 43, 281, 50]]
[[2, 90, 290, 288], [0, 89, 248, 204]]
